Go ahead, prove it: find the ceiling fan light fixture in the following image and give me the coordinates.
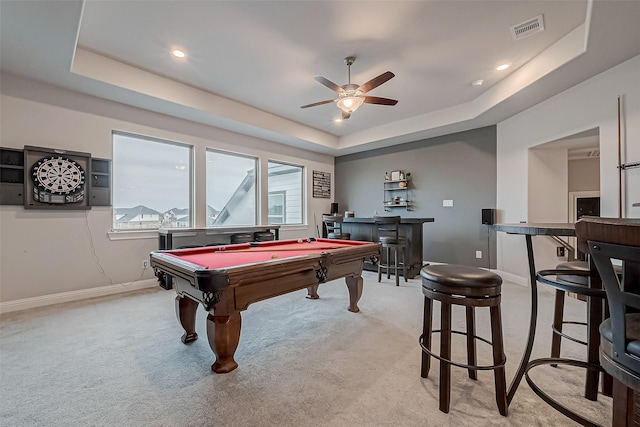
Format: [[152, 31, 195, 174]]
[[337, 95, 364, 113]]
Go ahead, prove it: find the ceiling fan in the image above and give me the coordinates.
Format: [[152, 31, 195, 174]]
[[301, 56, 398, 120]]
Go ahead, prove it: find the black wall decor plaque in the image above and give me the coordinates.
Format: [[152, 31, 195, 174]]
[[312, 170, 331, 199], [24, 146, 92, 210]]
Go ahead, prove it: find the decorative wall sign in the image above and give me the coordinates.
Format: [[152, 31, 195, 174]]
[[312, 170, 331, 199], [24, 146, 92, 210]]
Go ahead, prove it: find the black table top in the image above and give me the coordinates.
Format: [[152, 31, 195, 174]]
[[493, 222, 575, 236]]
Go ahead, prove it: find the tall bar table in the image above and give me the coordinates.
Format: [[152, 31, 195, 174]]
[[494, 223, 608, 426]]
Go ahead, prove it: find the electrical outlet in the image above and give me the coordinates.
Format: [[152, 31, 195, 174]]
[[476, 250, 482, 259], [142, 259, 149, 269], [443, 199, 454, 207], [556, 247, 565, 257]]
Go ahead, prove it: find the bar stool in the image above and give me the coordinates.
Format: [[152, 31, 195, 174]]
[[322, 214, 350, 240], [550, 260, 589, 364], [374, 215, 407, 286], [419, 264, 508, 416]]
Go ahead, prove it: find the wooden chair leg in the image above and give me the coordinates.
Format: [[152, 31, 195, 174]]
[[612, 378, 634, 427], [394, 248, 400, 286], [402, 247, 408, 282], [585, 294, 603, 401], [421, 297, 433, 378], [550, 289, 565, 367], [466, 306, 477, 380], [386, 247, 391, 279], [440, 302, 452, 413], [602, 300, 614, 397], [490, 304, 508, 416], [377, 247, 383, 282]]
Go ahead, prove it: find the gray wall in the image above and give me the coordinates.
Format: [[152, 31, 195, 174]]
[[335, 126, 497, 268]]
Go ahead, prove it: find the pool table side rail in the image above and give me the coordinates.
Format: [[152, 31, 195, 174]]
[[150, 241, 379, 294]]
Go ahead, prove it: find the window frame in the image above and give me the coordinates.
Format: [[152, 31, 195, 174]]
[[267, 160, 305, 226], [111, 131, 193, 231], [206, 148, 259, 227], [268, 190, 286, 224]]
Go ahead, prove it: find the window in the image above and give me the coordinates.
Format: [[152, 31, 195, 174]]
[[112, 132, 192, 230], [268, 191, 286, 224], [206, 150, 257, 226], [268, 161, 303, 225]]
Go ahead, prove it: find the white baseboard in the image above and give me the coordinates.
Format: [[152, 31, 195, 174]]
[[0, 279, 159, 314], [493, 270, 528, 287]]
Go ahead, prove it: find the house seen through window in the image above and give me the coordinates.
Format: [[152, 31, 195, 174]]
[[268, 161, 303, 225], [206, 149, 257, 226], [112, 132, 192, 230]]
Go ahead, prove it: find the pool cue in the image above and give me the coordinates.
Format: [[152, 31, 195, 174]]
[[314, 212, 320, 238], [617, 95, 623, 218], [211, 245, 345, 253]]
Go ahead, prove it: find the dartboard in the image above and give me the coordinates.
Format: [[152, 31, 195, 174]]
[[31, 156, 85, 196]]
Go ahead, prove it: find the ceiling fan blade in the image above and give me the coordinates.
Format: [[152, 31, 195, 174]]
[[358, 71, 395, 94], [342, 111, 351, 120], [300, 99, 335, 109], [314, 76, 344, 93], [364, 96, 398, 106]]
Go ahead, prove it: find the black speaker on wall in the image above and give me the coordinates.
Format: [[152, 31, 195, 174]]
[[482, 208, 496, 225]]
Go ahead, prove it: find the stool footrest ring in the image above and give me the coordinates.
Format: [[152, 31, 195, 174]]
[[551, 321, 588, 346], [525, 357, 604, 427], [419, 331, 506, 371]]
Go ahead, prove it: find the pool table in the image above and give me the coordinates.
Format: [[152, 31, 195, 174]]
[[150, 237, 380, 373]]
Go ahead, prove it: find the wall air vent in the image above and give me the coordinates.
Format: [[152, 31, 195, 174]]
[[510, 15, 544, 41], [568, 148, 600, 161]]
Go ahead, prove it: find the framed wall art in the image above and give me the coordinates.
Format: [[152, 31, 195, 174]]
[[312, 170, 331, 199]]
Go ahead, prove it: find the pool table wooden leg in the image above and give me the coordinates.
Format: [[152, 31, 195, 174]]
[[345, 274, 363, 313], [207, 311, 241, 373], [176, 295, 198, 344], [306, 285, 320, 299]]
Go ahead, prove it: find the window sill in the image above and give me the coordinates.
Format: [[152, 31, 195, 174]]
[[107, 230, 159, 241]]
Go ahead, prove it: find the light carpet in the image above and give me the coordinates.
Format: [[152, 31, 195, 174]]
[[0, 271, 611, 426]]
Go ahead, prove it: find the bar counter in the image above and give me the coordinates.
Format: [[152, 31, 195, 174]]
[[342, 217, 435, 278]]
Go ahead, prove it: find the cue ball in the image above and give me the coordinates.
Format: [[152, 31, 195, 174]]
[[297, 238, 303, 243], [271, 254, 278, 259]]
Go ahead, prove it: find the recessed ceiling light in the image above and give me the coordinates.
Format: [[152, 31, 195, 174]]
[[472, 79, 484, 87], [496, 63, 510, 71], [171, 49, 186, 58], [334, 118, 343, 123]]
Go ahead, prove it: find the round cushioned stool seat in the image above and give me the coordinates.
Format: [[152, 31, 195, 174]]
[[328, 232, 351, 240], [600, 314, 640, 359], [556, 260, 589, 285], [378, 235, 406, 246], [420, 264, 502, 297]]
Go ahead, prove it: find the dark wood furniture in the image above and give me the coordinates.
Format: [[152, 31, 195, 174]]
[[150, 238, 380, 373], [322, 214, 350, 239], [374, 215, 407, 286], [342, 217, 434, 278], [494, 222, 614, 426], [577, 217, 640, 427], [419, 264, 508, 416], [550, 260, 590, 367], [157, 225, 281, 289]]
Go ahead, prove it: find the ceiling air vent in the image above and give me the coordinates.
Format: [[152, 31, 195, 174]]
[[511, 15, 544, 41]]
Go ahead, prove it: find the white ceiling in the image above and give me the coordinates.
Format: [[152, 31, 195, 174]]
[[1, 0, 639, 156]]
